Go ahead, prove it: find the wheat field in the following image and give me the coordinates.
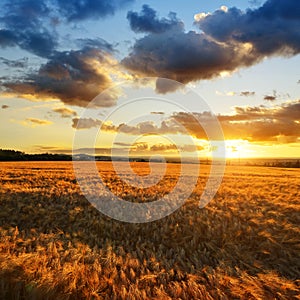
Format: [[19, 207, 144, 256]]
[[0, 162, 299, 299]]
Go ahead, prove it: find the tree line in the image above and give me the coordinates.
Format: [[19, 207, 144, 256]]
[[0, 149, 72, 161]]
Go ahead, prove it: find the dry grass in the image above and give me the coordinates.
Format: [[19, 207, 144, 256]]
[[0, 161, 299, 299]]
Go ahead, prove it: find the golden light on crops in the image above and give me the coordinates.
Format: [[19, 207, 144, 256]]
[[0, 162, 299, 298]]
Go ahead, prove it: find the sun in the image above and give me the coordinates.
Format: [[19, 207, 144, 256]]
[[225, 140, 250, 159]]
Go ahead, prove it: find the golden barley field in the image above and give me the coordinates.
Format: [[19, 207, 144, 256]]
[[0, 162, 299, 299]]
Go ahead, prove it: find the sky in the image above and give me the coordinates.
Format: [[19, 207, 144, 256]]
[[0, 0, 299, 158]]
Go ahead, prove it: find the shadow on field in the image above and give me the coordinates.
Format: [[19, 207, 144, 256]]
[[0, 258, 54, 299]]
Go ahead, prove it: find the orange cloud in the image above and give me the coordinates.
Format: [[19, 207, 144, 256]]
[[72, 100, 300, 144], [52, 107, 77, 118], [17, 118, 53, 127]]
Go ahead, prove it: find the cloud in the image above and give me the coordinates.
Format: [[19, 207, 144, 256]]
[[56, 0, 134, 22], [155, 78, 184, 94], [22, 118, 52, 127], [150, 143, 178, 152], [248, 0, 262, 7], [0, 57, 28, 68], [263, 90, 282, 101], [218, 101, 300, 122], [227, 91, 236, 96], [17, 30, 57, 58], [116, 141, 202, 153], [26, 118, 52, 125], [120, 120, 187, 136], [170, 112, 211, 140], [0, 0, 57, 57], [1, 104, 9, 109], [1, 46, 123, 107], [72, 117, 102, 129], [72, 116, 185, 136], [263, 90, 291, 102], [113, 142, 132, 147], [75, 38, 115, 52], [32, 146, 115, 155], [0, 28, 56, 58], [132, 142, 149, 151], [123, 0, 300, 92], [216, 91, 237, 97], [122, 17, 261, 86], [196, 0, 300, 56], [33, 143, 201, 155], [0, 29, 17, 47], [71, 100, 300, 143], [160, 101, 300, 143], [127, 5, 183, 34], [264, 95, 276, 101], [150, 111, 165, 115], [52, 107, 77, 118], [240, 91, 255, 97], [123, 29, 255, 85], [213, 100, 300, 143], [75, 147, 115, 155], [0, 0, 134, 57], [216, 90, 256, 97], [33, 145, 60, 151], [149, 143, 201, 152]]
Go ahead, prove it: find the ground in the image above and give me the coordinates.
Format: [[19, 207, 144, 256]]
[[0, 162, 299, 299]]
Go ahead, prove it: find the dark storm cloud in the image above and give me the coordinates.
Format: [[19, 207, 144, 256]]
[[0, 0, 126, 107], [2, 46, 122, 107], [17, 30, 57, 58], [0, 0, 57, 57], [0, 0, 134, 57], [56, 0, 134, 22], [123, 0, 300, 91], [2, 0, 50, 25], [196, 0, 300, 55], [0, 29, 17, 47], [0, 28, 57, 58], [123, 29, 257, 84], [127, 5, 183, 34]]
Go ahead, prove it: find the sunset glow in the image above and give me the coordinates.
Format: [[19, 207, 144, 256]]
[[0, 0, 299, 159]]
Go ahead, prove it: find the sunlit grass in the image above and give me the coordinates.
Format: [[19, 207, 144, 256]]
[[0, 162, 299, 299]]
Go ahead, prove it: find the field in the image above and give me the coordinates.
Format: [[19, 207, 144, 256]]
[[0, 162, 299, 299]]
